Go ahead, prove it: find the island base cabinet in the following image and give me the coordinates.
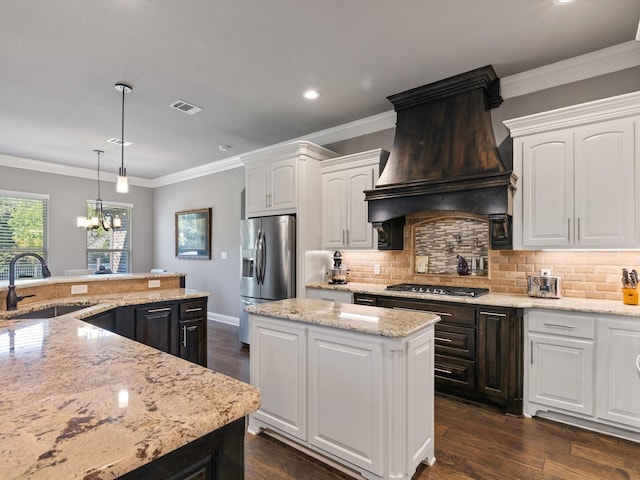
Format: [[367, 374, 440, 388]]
[[597, 319, 640, 429], [119, 418, 245, 480], [249, 319, 307, 441], [248, 314, 436, 480], [308, 330, 383, 476]]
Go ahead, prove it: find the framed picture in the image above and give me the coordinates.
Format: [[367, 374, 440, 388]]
[[175, 208, 212, 260]]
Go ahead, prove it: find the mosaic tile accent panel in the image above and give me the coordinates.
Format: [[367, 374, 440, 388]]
[[414, 217, 489, 275]]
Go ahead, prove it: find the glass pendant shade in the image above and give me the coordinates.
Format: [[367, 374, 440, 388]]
[[116, 166, 129, 193]]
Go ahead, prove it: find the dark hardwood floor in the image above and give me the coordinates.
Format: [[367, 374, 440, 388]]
[[207, 320, 640, 480]]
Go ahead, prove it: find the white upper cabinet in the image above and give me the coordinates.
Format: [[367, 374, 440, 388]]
[[321, 149, 386, 250], [505, 91, 640, 250], [245, 158, 297, 216]]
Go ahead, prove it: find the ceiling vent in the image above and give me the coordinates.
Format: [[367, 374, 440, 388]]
[[169, 100, 203, 115], [107, 138, 133, 147]]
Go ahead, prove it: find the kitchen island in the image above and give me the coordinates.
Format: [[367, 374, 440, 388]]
[[0, 284, 260, 479], [245, 298, 439, 480]]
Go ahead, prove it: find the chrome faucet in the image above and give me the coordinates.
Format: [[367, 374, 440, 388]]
[[6, 253, 52, 310]]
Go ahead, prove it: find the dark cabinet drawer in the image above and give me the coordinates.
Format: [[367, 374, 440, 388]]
[[435, 354, 476, 391], [180, 299, 207, 319], [435, 324, 476, 359], [375, 298, 476, 326]]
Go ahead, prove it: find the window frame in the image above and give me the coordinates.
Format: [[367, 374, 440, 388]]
[[84, 199, 133, 274], [0, 190, 49, 281]]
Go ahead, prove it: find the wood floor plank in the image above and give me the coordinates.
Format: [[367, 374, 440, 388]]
[[206, 320, 640, 480]]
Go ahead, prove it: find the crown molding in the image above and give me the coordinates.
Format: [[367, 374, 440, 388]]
[[151, 156, 243, 188], [504, 90, 640, 137], [0, 154, 153, 188], [302, 110, 397, 146], [501, 41, 640, 99]]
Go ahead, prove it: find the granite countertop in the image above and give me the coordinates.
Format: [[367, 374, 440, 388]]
[[0, 288, 209, 320], [244, 298, 440, 337], [0, 292, 260, 479], [306, 282, 640, 318]]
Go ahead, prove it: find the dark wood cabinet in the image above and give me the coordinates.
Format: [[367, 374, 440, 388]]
[[82, 297, 208, 367], [119, 417, 245, 480], [135, 303, 179, 353], [176, 299, 208, 367], [353, 292, 523, 414]]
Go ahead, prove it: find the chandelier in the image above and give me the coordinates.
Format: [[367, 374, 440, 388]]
[[77, 149, 122, 230]]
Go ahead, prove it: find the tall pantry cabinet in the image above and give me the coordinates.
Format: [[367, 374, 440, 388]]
[[505, 91, 640, 250]]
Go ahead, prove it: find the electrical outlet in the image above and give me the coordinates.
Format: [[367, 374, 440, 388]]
[[541, 269, 552, 276], [148, 279, 161, 288], [71, 284, 88, 294], [220, 251, 228, 260], [374, 264, 380, 275]]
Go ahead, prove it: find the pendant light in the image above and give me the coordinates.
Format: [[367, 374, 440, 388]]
[[115, 83, 132, 193], [77, 150, 122, 230]]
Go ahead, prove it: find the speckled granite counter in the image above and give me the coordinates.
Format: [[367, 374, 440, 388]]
[[244, 297, 440, 337], [0, 288, 210, 320], [307, 282, 640, 318], [0, 291, 260, 479]]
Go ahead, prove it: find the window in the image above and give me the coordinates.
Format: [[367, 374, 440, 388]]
[[0, 190, 49, 281], [85, 202, 132, 274]]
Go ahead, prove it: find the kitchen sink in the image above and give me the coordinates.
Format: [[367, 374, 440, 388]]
[[9, 304, 91, 319]]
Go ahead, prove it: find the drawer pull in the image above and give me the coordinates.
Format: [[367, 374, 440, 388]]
[[480, 311, 506, 317], [185, 307, 202, 313], [147, 307, 171, 313], [435, 367, 453, 375], [543, 323, 575, 330], [392, 307, 452, 316], [356, 298, 375, 305], [435, 337, 453, 343]]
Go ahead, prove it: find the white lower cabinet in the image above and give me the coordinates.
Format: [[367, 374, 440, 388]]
[[249, 320, 307, 440], [596, 318, 640, 429], [525, 309, 640, 438], [305, 287, 354, 304], [308, 330, 383, 475], [528, 333, 594, 415], [248, 314, 436, 480]]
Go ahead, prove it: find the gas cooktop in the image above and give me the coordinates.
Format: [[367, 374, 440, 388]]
[[385, 283, 489, 298]]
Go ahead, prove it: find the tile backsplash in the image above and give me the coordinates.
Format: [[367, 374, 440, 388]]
[[337, 212, 638, 301]]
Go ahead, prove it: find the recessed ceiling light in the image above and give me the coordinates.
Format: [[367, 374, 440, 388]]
[[553, 0, 573, 4], [303, 89, 320, 100]]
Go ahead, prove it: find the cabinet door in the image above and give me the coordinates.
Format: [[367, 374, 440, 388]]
[[177, 319, 206, 367], [522, 132, 574, 248], [270, 159, 297, 211], [478, 309, 511, 400], [307, 330, 382, 475], [596, 318, 640, 428], [322, 172, 347, 248], [135, 304, 178, 354], [345, 166, 375, 248], [84, 310, 117, 332], [250, 317, 307, 441], [245, 167, 269, 215], [528, 333, 594, 415], [574, 119, 635, 247]]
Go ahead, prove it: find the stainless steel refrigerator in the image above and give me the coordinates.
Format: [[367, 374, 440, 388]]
[[239, 215, 296, 344]]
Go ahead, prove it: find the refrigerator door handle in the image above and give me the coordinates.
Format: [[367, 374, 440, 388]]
[[255, 228, 263, 285], [259, 230, 267, 285]]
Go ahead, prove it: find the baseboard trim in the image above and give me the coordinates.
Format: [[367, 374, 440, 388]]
[[207, 312, 239, 327]]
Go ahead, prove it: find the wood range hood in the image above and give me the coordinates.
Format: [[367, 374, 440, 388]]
[[365, 65, 517, 230]]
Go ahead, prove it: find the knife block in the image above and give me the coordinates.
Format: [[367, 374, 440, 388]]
[[622, 287, 638, 305]]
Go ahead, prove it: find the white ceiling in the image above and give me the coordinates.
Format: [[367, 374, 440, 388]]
[[1, 0, 639, 181]]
